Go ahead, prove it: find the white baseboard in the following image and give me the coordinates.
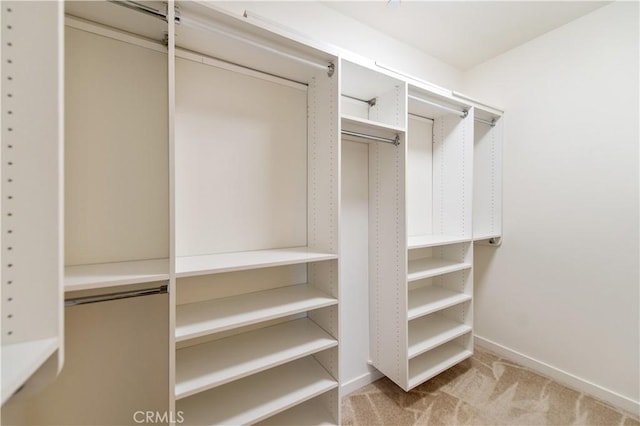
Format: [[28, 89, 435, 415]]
[[475, 335, 640, 417], [341, 369, 385, 396]]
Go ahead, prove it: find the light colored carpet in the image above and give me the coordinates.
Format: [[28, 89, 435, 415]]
[[342, 346, 640, 426]]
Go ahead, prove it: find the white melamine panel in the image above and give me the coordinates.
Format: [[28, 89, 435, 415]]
[[65, 27, 168, 266], [408, 285, 472, 321], [64, 259, 169, 292], [1, 1, 63, 405], [342, 115, 405, 134], [368, 137, 407, 386], [407, 116, 433, 237], [175, 247, 337, 278], [473, 115, 503, 240], [408, 234, 471, 249], [176, 284, 337, 341], [408, 337, 473, 389], [175, 319, 337, 399], [256, 396, 337, 426], [177, 356, 338, 425], [408, 315, 472, 359], [175, 57, 307, 257]]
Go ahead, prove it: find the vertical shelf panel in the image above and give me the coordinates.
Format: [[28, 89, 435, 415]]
[[1, 1, 64, 405]]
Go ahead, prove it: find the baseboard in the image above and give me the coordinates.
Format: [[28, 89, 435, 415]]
[[341, 369, 385, 396], [475, 335, 640, 417]]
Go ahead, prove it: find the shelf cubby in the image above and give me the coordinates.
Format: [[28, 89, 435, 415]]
[[408, 303, 472, 359], [408, 334, 473, 389], [408, 284, 472, 321], [256, 395, 338, 426], [175, 318, 337, 399], [176, 283, 337, 342], [407, 242, 472, 282], [176, 356, 338, 425]]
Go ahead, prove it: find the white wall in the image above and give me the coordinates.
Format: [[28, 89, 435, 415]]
[[464, 2, 639, 414], [213, 1, 463, 89]]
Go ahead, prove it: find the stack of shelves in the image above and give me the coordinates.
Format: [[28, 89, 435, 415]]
[[173, 3, 341, 423]]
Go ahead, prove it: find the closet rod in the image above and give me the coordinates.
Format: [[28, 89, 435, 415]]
[[342, 130, 399, 146], [107, 0, 168, 22], [65, 285, 168, 307], [409, 112, 434, 123], [475, 117, 496, 127], [343, 94, 377, 106], [408, 94, 468, 119], [179, 14, 335, 77]]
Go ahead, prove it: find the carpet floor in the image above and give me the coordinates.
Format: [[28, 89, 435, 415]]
[[342, 346, 640, 426]]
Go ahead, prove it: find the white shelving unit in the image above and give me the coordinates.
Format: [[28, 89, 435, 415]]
[[172, 2, 341, 423], [1, 1, 64, 406]]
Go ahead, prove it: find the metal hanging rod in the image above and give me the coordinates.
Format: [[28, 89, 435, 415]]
[[65, 285, 168, 307], [408, 94, 468, 119], [107, 0, 168, 22], [342, 130, 399, 146], [408, 112, 434, 123], [179, 15, 335, 77], [342, 94, 377, 107], [475, 117, 496, 127]]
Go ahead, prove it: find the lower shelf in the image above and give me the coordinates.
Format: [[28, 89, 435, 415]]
[[256, 396, 337, 426], [177, 356, 338, 425], [408, 340, 473, 389], [1, 337, 58, 404], [408, 315, 471, 359]]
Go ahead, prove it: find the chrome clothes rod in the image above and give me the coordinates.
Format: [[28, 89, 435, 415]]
[[342, 130, 399, 146], [408, 94, 468, 119], [107, 0, 168, 22], [475, 117, 496, 127], [179, 15, 335, 77], [65, 285, 168, 307]]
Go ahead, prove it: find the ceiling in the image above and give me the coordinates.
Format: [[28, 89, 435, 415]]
[[322, 1, 611, 70]]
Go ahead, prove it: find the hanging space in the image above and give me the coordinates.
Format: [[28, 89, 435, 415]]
[[339, 59, 408, 393], [172, 2, 340, 424], [11, 1, 172, 424]]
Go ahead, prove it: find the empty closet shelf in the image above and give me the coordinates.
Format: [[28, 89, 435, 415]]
[[175, 247, 337, 278], [175, 318, 337, 399], [176, 356, 338, 425], [408, 235, 471, 249], [256, 397, 337, 426], [408, 343, 473, 389], [64, 259, 170, 292], [176, 284, 337, 342], [408, 316, 471, 359], [341, 114, 405, 133], [408, 258, 471, 282], [408, 286, 471, 320]]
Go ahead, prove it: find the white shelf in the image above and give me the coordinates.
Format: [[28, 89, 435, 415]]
[[408, 286, 471, 321], [176, 284, 337, 342], [408, 343, 473, 389], [408, 315, 472, 359], [64, 259, 169, 292], [473, 233, 501, 242], [177, 356, 338, 425], [341, 114, 405, 133], [407, 258, 471, 282], [1, 338, 58, 404], [408, 234, 471, 249], [175, 318, 337, 399], [175, 247, 337, 278], [256, 397, 337, 426]]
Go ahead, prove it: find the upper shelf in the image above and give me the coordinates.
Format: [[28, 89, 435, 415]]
[[408, 235, 471, 249], [342, 114, 405, 134], [176, 247, 337, 278], [64, 259, 170, 292], [1, 338, 58, 404]]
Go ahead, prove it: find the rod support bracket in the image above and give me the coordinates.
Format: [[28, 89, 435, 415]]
[[462, 110, 469, 119], [327, 63, 335, 78], [394, 135, 400, 146]]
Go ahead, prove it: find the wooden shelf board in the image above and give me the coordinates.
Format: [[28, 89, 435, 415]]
[[408, 286, 471, 321], [175, 318, 337, 399], [408, 235, 471, 249], [64, 258, 169, 292], [408, 344, 473, 389], [407, 258, 471, 282], [408, 316, 472, 359], [175, 247, 337, 278], [341, 114, 405, 133], [176, 356, 338, 425], [176, 284, 337, 342], [256, 397, 337, 426], [1, 338, 58, 404]]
